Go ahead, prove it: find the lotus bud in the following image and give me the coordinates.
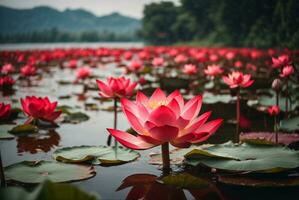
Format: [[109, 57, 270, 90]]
[[272, 79, 282, 91]]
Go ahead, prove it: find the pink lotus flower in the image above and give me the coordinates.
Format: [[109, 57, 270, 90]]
[[280, 65, 294, 78], [272, 55, 289, 68], [76, 66, 91, 80], [20, 65, 36, 77], [1, 64, 15, 74], [68, 59, 78, 69], [107, 88, 223, 150], [222, 71, 254, 88], [225, 52, 236, 60], [152, 57, 165, 67], [204, 64, 223, 77], [0, 102, 11, 120], [128, 60, 143, 72], [96, 76, 137, 98], [183, 64, 197, 75], [267, 105, 280, 116], [174, 54, 187, 63], [21, 96, 62, 123], [138, 76, 147, 85], [234, 61, 243, 68], [0, 76, 15, 90], [123, 51, 133, 60]]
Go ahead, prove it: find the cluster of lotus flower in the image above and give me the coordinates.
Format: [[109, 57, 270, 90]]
[[0, 47, 297, 168]]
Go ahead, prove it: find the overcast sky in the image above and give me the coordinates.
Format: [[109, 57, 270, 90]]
[[0, 0, 180, 18]]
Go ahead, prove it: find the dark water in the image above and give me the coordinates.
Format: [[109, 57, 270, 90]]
[[0, 63, 298, 200]]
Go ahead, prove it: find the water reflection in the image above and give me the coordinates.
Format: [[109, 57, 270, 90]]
[[116, 173, 224, 200], [17, 129, 60, 154]]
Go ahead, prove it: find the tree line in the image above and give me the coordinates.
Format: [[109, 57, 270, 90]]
[[0, 28, 140, 43], [139, 0, 299, 48]]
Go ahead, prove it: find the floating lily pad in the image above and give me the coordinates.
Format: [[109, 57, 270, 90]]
[[5, 161, 95, 183], [62, 112, 89, 124], [56, 105, 73, 114], [248, 92, 298, 112], [218, 174, 299, 187], [203, 92, 234, 104], [0, 125, 15, 139], [149, 145, 212, 165], [185, 141, 299, 173], [0, 180, 99, 200], [280, 117, 299, 132], [158, 173, 209, 188], [53, 145, 140, 165], [240, 132, 299, 146], [9, 124, 38, 134]]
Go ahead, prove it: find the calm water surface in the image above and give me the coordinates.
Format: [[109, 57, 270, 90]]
[[0, 43, 298, 200]]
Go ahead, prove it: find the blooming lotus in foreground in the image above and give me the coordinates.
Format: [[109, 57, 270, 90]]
[[222, 71, 254, 88], [107, 88, 223, 150], [96, 77, 137, 98], [21, 96, 62, 124], [267, 105, 280, 116], [1, 64, 15, 74], [20, 65, 36, 77], [76, 66, 91, 80], [272, 55, 289, 68], [280, 65, 294, 78], [183, 64, 197, 75], [0, 102, 11, 120], [204, 64, 223, 77]]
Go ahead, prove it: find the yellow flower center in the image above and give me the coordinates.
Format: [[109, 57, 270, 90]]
[[147, 100, 167, 109]]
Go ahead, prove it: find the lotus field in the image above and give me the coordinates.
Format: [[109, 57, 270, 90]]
[[0, 46, 299, 199]]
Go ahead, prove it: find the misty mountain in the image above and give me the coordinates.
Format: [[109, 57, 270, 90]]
[[0, 6, 141, 34]]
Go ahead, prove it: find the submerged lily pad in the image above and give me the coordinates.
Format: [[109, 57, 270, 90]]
[[0, 125, 15, 139], [5, 161, 96, 183], [218, 174, 299, 187], [53, 145, 140, 165], [185, 141, 299, 173], [159, 173, 209, 188], [0, 180, 99, 200], [62, 112, 89, 124], [9, 124, 38, 134], [280, 117, 299, 132], [203, 92, 234, 104]]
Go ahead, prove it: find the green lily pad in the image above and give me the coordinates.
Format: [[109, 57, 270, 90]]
[[218, 174, 299, 187], [0, 125, 15, 139], [185, 141, 299, 173], [56, 105, 73, 114], [53, 145, 140, 165], [5, 161, 96, 183], [0, 180, 99, 200], [280, 117, 299, 132], [62, 112, 89, 124], [9, 124, 38, 134], [158, 173, 209, 188], [203, 92, 234, 104], [149, 145, 212, 165], [249, 92, 298, 112]]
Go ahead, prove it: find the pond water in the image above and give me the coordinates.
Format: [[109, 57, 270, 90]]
[[0, 46, 298, 200]]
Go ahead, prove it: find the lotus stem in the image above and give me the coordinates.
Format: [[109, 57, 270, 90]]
[[285, 79, 289, 117], [274, 116, 278, 144], [0, 150, 6, 187], [235, 89, 240, 143], [275, 91, 279, 107], [161, 142, 170, 170], [107, 98, 118, 146]]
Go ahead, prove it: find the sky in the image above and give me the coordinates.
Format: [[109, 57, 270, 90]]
[[0, 0, 180, 18]]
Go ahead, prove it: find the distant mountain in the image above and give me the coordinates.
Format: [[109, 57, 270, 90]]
[[0, 6, 141, 34]]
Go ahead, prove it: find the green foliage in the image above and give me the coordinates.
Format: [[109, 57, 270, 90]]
[[141, 0, 299, 48]]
